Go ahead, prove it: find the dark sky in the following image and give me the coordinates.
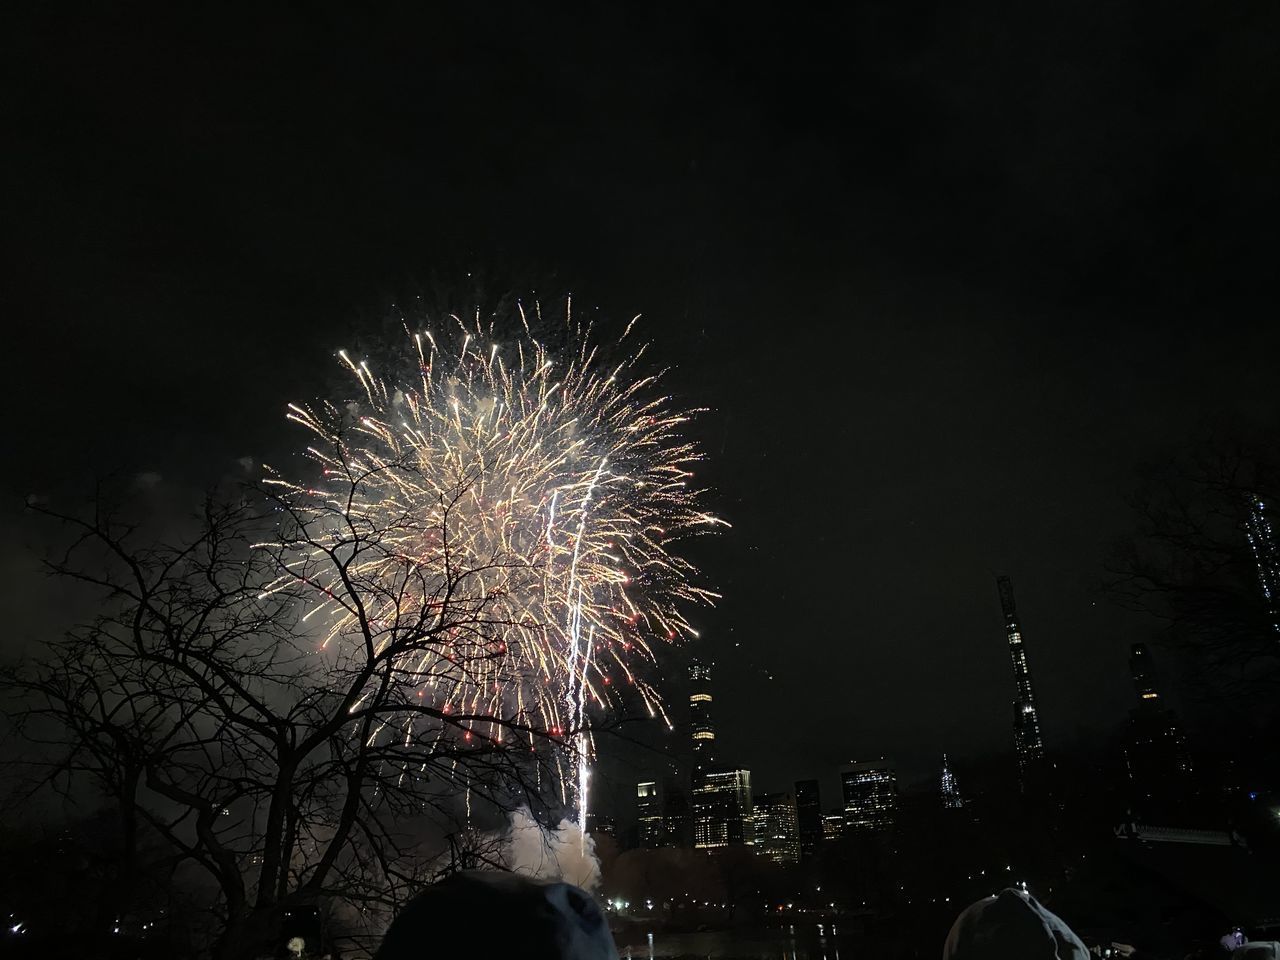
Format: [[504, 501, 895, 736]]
[[4, 4, 1279, 806]]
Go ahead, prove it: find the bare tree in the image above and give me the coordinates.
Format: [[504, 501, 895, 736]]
[[6, 476, 581, 960], [1108, 432, 1280, 699]]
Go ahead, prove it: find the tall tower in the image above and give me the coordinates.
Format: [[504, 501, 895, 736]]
[[689, 659, 716, 775], [687, 658, 753, 851], [940, 754, 963, 809], [1244, 494, 1280, 635], [997, 576, 1045, 785]]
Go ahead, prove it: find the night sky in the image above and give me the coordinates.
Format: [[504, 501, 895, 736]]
[[5, 5, 1279, 805]]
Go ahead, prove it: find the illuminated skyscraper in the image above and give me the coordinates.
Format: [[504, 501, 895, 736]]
[[753, 792, 800, 865], [940, 754, 963, 809], [841, 761, 897, 833], [585, 812, 617, 840], [794, 779, 823, 859], [693, 767, 754, 850], [997, 576, 1045, 786], [689, 659, 716, 774], [1244, 494, 1280, 635]]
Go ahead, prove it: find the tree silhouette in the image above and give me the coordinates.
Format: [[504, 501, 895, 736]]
[[7, 478, 578, 960], [1109, 432, 1280, 702]]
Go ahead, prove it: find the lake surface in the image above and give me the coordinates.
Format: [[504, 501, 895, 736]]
[[617, 924, 858, 960]]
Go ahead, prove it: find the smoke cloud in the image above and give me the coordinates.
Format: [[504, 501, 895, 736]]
[[503, 807, 601, 891]]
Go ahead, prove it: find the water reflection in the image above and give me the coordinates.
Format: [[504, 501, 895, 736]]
[[619, 925, 856, 960]]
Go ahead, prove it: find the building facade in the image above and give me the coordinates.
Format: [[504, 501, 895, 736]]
[[752, 792, 800, 865], [841, 761, 897, 833], [693, 767, 754, 850]]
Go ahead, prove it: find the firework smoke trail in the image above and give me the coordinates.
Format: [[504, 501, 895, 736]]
[[264, 301, 724, 824]]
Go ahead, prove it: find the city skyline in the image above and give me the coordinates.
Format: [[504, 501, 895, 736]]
[[623, 580, 1049, 841], [618, 573, 1073, 801], [613, 559, 1250, 824], [619, 626, 1215, 848]]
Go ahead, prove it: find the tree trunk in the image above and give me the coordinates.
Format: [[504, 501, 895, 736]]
[[255, 758, 296, 910]]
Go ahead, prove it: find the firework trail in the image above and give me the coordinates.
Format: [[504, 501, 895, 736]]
[[264, 301, 723, 826]]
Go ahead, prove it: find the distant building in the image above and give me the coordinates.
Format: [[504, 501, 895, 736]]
[[822, 810, 845, 841], [1129, 642, 1160, 702], [689, 659, 716, 775], [660, 774, 693, 848], [753, 792, 800, 865], [585, 812, 617, 839], [794, 779, 823, 859], [997, 576, 1046, 788], [686, 658, 753, 850], [940, 754, 963, 809], [694, 767, 754, 850], [842, 761, 897, 833], [636, 781, 663, 848], [1123, 643, 1191, 809]]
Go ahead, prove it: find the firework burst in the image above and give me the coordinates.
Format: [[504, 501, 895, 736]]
[[264, 300, 723, 820]]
